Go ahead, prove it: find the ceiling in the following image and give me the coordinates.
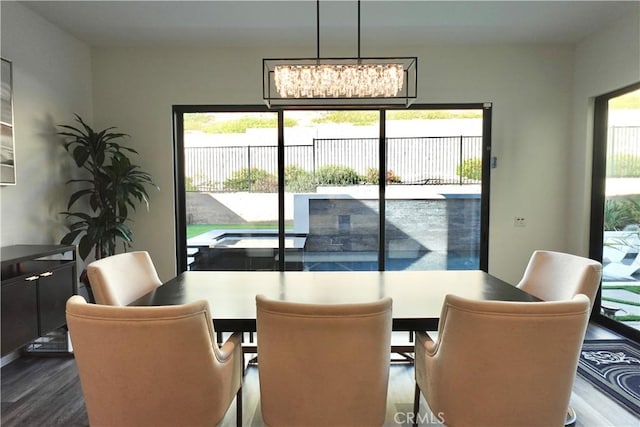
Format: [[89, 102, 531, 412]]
[[20, 1, 639, 49]]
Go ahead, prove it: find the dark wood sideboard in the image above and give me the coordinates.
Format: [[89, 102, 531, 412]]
[[1, 244, 78, 356]]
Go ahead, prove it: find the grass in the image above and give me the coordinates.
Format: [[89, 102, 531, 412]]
[[609, 90, 640, 110], [187, 223, 295, 238], [601, 283, 640, 320], [309, 110, 483, 126], [184, 114, 297, 134], [615, 315, 640, 321], [602, 284, 640, 293], [602, 282, 640, 307], [187, 224, 275, 238], [601, 296, 640, 307]]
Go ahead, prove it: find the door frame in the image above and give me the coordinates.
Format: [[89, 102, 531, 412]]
[[173, 103, 492, 274], [589, 82, 640, 341]]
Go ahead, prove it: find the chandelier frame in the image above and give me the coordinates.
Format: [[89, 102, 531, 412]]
[[262, 1, 418, 108]]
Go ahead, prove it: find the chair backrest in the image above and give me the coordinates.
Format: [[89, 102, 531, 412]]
[[517, 250, 602, 308], [421, 294, 591, 426], [66, 295, 242, 427], [256, 295, 393, 427], [87, 251, 162, 305]]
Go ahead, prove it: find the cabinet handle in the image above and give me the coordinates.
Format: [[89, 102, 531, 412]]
[[40, 271, 53, 277], [25, 275, 39, 281]]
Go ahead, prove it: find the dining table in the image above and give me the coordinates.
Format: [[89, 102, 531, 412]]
[[129, 270, 539, 332]]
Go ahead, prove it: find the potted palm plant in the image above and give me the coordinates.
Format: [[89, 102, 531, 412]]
[[58, 115, 158, 290]]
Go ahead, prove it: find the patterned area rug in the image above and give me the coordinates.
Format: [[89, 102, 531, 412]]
[[577, 339, 640, 416]]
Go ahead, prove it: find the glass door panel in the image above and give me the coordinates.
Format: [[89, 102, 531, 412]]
[[601, 89, 640, 331], [385, 109, 483, 270], [183, 111, 279, 271], [283, 110, 380, 271]]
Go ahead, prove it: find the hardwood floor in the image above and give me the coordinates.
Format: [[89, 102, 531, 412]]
[[1, 324, 637, 427]]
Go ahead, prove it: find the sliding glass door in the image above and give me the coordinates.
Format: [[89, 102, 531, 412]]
[[591, 84, 640, 340], [174, 104, 491, 273], [283, 110, 380, 271], [177, 110, 280, 271], [385, 109, 484, 271]]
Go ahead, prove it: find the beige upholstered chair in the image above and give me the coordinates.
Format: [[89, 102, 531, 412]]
[[256, 295, 393, 427], [413, 294, 591, 427], [517, 250, 602, 308], [87, 251, 162, 305], [66, 295, 243, 427], [516, 250, 602, 425]]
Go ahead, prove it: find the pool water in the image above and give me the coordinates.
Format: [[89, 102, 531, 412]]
[[303, 251, 479, 272]]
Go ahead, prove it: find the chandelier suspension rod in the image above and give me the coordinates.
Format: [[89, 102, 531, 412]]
[[316, 0, 320, 60], [315, 0, 362, 61], [357, 0, 361, 60]]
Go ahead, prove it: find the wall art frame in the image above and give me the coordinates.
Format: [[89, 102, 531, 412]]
[[1, 57, 16, 185]]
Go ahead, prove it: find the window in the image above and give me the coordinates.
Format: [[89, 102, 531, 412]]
[[174, 104, 491, 274]]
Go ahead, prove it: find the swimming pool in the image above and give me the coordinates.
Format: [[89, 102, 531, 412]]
[[302, 251, 479, 272], [189, 230, 479, 272]]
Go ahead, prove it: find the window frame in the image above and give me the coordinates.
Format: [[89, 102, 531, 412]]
[[173, 103, 492, 273], [589, 82, 640, 341]]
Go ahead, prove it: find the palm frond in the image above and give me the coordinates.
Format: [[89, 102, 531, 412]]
[[57, 114, 158, 261]]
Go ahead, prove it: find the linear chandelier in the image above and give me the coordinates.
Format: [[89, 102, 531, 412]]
[[263, 0, 417, 107]]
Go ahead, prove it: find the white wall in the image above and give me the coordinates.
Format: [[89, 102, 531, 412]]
[[5, 3, 636, 284], [568, 12, 640, 256], [92, 44, 575, 282], [0, 2, 93, 247]]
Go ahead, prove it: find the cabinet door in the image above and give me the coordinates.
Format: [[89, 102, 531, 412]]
[[1, 276, 38, 355], [38, 264, 75, 334]]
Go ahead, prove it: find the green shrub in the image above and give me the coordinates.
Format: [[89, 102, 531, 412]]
[[185, 173, 217, 191], [285, 165, 315, 192], [364, 167, 379, 184], [604, 197, 640, 230], [315, 165, 362, 185], [607, 154, 640, 177], [387, 170, 402, 183], [609, 92, 640, 110], [184, 113, 216, 132], [387, 110, 483, 120], [456, 158, 482, 181], [312, 111, 379, 126], [311, 110, 483, 125], [363, 167, 401, 184], [223, 168, 277, 192], [206, 117, 277, 134], [185, 175, 197, 191], [186, 115, 297, 134]]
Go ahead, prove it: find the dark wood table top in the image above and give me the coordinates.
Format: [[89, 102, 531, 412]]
[[130, 270, 539, 332]]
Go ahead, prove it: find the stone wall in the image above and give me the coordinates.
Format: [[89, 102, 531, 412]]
[[306, 196, 480, 255]]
